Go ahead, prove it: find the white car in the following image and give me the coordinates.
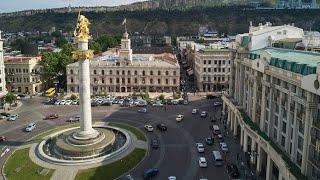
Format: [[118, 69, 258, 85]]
[[198, 157, 207, 167], [176, 114, 184, 122], [196, 143, 205, 153], [54, 100, 60, 105], [213, 102, 222, 107], [153, 101, 164, 107], [172, 100, 179, 105], [65, 100, 72, 105], [220, 142, 229, 152], [192, 109, 198, 114], [138, 108, 147, 113], [168, 176, 177, 180], [72, 100, 78, 105], [25, 122, 36, 132], [144, 124, 154, 132], [68, 115, 80, 122], [200, 111, 207, 117], [7, 114, 18, 121], [60, 100, 66, 105]]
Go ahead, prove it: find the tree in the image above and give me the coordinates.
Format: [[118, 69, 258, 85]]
[[159, 94, 165, 100], [61, 44, 76, 57], [40, 52, 75, 89], [55, 37, 68, 48], [5, 92, 17, 107], [95, 35, 120, 52], [70, 94, 78, 100], [89, 41, 102, 54]]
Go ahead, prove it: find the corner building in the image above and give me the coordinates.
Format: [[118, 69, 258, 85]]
[[222, 23, 320, 180]]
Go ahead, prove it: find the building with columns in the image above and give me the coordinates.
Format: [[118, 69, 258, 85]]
[[222, 22, 320, 180], [0, 31, 7, 106], [67, 30, 180, 94]]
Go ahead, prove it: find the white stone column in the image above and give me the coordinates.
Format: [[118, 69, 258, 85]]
[[240, 128, 244, 146], [227, 110, 231, 126], [233, 115, 238, 136], [243, 131, 248, 152], [256, 145, 262, 173], [75, 40, 99, 139], [250, 140, 256, 164], [266, 155, 272, 180]]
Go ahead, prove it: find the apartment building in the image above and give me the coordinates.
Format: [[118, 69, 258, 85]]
[[67, 31, 180, 94], [222, 23, 320, 180], [194, 48, 230, 92], [4, 56, 42, 94]]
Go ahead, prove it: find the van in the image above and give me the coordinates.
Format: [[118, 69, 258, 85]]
[[212, 150, 223, 166], [212, 125, 221, 135]]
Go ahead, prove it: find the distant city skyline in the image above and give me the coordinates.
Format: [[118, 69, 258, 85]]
[[0, 0, 146, 13]]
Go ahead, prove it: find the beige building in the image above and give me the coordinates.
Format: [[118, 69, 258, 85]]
[[4, 56, 42, 94], [223, 23, 320, 180], [67, 31, 180, 94], [194, 48, 230, 92]]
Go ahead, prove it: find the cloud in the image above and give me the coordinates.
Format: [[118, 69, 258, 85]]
[[0, 0, 146, 13]]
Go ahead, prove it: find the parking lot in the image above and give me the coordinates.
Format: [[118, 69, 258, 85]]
[[0, 94, 250, 180]]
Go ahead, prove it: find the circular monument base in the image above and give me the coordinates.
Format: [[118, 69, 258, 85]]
[[52, 128, 115, 159], [36, 126, 132, 165]]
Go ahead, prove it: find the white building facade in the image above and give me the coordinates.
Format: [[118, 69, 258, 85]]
[[223, 23, 320, 180], [67, 31, 180, 94]]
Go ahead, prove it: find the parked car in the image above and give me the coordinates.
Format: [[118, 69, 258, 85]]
[[7, 114, 18, 121], [60, 100, 66, 105], [68, 115, 80, 122], [226, 164, 240, 178], [205, 137, 214, 146], [183, 99, 188, 105], [192, 108, 198, 114], [176, 114, 184, 122], [54, 100, 61, 105], [138, 108, 147, 113], [196, 143, 205, 153], [151, 139, 160, 149], [0, 112, 10, 118], [156, 124, 167, 131], [144, 124, 154, 132], [214, 102, 222, 107], [152, 101, 164, 107], [172, 100, 179, 105], [168, 176, 177, 180], [25, 122, 36, 132], [198, 157, 208, 167], [72, 100, 79, 105], [44, 114, 59, 120], [65, 100, 72, 105], [200, 111, 207, 118], [143, 168, 159, 179], [0, 136, 6, 142], [217, 134, 224, 142], [220, 142, 229, 153]]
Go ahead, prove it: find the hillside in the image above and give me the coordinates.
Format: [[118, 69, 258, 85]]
[[0, 7, 319, 36]]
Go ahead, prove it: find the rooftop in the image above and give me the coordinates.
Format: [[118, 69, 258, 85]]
[[198, 48, 229, 54], [250, 48, 320, 67], [4, 56, 41, 64], [249, 47, 320, 75]]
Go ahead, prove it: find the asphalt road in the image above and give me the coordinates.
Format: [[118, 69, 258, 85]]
[[0, 96, 246, 180]]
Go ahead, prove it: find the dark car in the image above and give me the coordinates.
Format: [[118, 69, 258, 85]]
[[151, 139, 160, 149], [91, 102, 99, 107], [226, 164, 240, 179], [205, 137, 214, 146], [0, 136, 6, 142], [0, 112, 11, 117], [143, 168, 159, 179], [156, 124, 167, 131]]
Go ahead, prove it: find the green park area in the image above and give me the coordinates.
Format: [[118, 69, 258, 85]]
[[109, 122, 147, 141]]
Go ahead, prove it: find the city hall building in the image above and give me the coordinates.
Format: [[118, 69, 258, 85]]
[[66, 31, 180, 94], [222, 23, 320, 180]]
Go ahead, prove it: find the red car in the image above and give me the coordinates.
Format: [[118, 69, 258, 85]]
[[0, 136, 6, 142], [44, 114, 59, 120]]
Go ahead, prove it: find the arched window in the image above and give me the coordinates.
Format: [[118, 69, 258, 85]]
[[70, 69, 73, 74], [165, 71, 169, 76], [116, 70, 119, 75], [134, 78, 138, 83], [127, 70, 131, 75], [134, 71, 138, 75], [158, 71, 161, 75], [150, 71, 153, 75], [122, 70, 125, 75], [94, 70, 97, 74], [150, 79, 153, 84], [173, 71, 176, 76], [109, 70, 112, 75], [142, 71, 145, 76]]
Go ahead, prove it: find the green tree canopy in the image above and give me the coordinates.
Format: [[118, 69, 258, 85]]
[[61, 43, 76, 57], [5, 92, 17, 106], [89, 41, 102, 54]]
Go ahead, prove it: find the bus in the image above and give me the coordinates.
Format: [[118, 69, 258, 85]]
[[45, 88, 56, 97]]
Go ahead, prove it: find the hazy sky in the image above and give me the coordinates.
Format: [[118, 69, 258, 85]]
[[0, 0, 146, 13]]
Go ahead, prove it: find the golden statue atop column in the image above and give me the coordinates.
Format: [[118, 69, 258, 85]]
[[72, 12, 94, 60]]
